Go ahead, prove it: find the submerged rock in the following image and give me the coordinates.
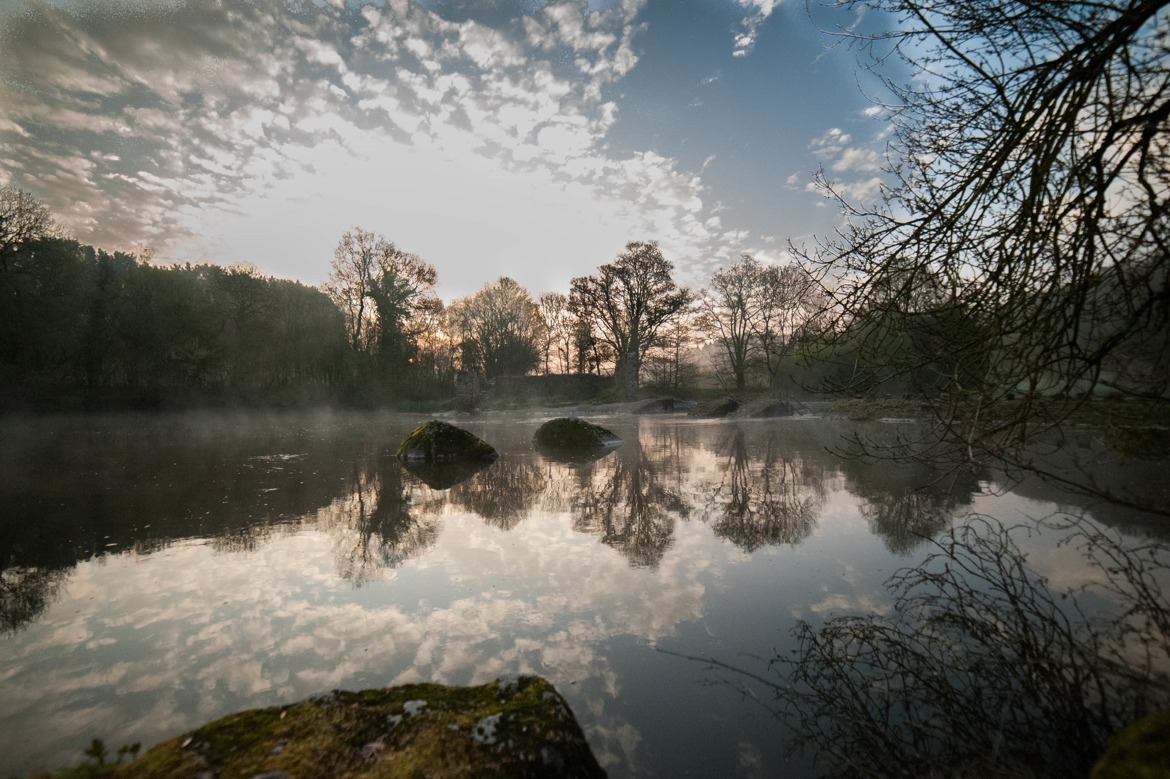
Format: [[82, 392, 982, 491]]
[[633, 397, 677, 414], [687, 397, 740, 418], [70, 677, 605, 778], [396, 420, 498, 463], [533, 418, 622, 451], [745, 400, 794, 418]]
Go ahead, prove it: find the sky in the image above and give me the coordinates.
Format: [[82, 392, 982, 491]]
[[0, 0, 895, 299]]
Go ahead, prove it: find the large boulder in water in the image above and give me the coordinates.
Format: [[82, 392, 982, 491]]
[[534, 418, 621, 451], [396, 420, 498, 463], [75, 676, 605, 778]]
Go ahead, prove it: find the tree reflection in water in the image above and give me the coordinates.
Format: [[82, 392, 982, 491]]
[[571, 425, 690, 567], [705, 429, 826, 551], [0, 565, 69, 635], [772, 515, 1170, 778], [447, 459, 547, 531], [320, 452, 440, 586], [837, 446, 985, 554]]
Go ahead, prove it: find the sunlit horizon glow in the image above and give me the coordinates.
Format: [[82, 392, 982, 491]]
[[0, 0, 892, 299]]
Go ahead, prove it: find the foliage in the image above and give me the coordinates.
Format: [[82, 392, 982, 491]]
[[0, 185, 56, 264], [569, 240, 693, 399], [798, 0, 1170, 508], [0, 231, 349, 410]]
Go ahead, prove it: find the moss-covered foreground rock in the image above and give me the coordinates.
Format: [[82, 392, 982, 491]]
[[1091, 710, 1170, 779], [396, 420, 498, 463], [52, 676, 605, 779], [533, 418, 621, 451]]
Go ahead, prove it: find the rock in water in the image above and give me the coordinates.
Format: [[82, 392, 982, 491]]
[[687, 398, 740, 418], [533, 418, 622, 451], [396, 420, 498, 463], [73, 676, 606, 778]]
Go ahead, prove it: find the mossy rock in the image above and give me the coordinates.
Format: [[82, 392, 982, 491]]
[[55, 677, 605, 779], [533, 418, 621, 451], [687, 398, 740, 418], [396, 421, 498, 463], [1091, 710, 1170, 779]]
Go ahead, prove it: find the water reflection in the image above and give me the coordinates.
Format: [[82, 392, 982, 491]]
[[837, 448, 986, 554], [570, 425, 691, 567], [703, 428, 827, 551], [0, 565, 68, 635], [772, 515, 1170, 778], [447, 459, 548, 531], [2, 414, 1166, 778], [320, 451, 440, 586], [400, 459, 492, 490]]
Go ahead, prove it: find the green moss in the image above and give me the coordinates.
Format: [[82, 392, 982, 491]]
[[533, 418, 621, 451], [395, 421, 498, 463], [1091, 710, 1170, 779], [58, 677, 604, 779]]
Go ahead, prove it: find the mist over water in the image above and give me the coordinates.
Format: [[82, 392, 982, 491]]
[[1, 412, 1166, 777]]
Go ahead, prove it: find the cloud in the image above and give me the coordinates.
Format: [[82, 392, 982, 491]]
[[805, 126, 889, 207], [731, 0, 778, 57], [0, 0, 762, 296]]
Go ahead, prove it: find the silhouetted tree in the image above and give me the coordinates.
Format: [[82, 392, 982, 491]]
[[799, 0, 1170, 510], [324, 227, 436, 357], [537, 291, 573, 375], [0, 186, 55, 271], [700, 254, 761, 391], [448, 276, 541, 379], [570, 240, 693, 399]]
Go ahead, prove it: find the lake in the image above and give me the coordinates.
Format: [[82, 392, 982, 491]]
[[1, 411, 1167, 777]]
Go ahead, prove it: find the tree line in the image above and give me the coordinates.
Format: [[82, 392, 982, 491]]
[[0, 190, 833, 411]]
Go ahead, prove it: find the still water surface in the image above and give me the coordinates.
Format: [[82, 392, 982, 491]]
[[1, 412, 1166, 777]]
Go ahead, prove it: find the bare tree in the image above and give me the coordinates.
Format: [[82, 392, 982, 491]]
[[448, 276, 542, 379], [753, 263, 823, 391], [322, 227, 436, 358], [570, 240, 693, 399], [0, 186, 55, 261], [798, 0, 1170, 509], [537, 291, 573, 375], [700, 254, 762, 391], [700, 255, 824, 392]]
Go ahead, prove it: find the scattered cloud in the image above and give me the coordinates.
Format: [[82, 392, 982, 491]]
[[731, 0, 778, 57], [0, 0, 771, 296]]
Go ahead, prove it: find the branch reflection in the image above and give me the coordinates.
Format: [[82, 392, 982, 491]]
[[446, 459, 547, 531], [773, 515, 1170, 778], [571, 425, 690, 567], [0, 564, 68, 635], [704, 428, 827, 551], [321, 452, 439, 586]]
